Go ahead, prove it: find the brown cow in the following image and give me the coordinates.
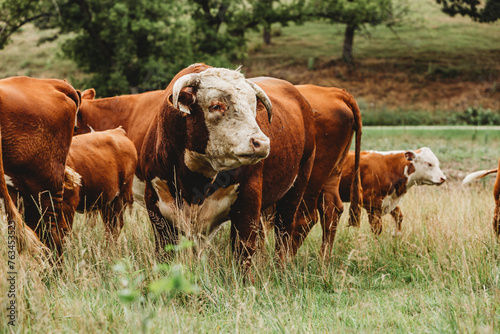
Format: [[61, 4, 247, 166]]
[[1, 128, 46, 256], [289, 85, 363, 257], [62, 128, 137, 239], [1, 76, 80, 254], [76, 88, 164, 174], [140, 64, 316, 269], [321, 148, 446, 245], [462, 159, 500, 237]]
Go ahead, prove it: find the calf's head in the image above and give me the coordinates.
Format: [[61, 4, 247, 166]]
[[405, 147, 446, 186], [171, 67, 272, 174]]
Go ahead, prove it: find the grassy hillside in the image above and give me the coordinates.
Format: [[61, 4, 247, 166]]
[[243, 0, 500, 114], [1, 128, 499, 333], [0, 0, 499, 117]]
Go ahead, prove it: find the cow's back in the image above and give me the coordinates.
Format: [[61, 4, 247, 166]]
[[67, 129, 137, 210], [0, 77, 79, 171]]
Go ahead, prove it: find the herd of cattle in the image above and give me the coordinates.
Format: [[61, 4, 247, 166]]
[[0, 63, 498, 268]]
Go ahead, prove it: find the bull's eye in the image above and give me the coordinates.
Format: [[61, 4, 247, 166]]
[[427, 163, 433, 167], [209, 104, 221, 112]]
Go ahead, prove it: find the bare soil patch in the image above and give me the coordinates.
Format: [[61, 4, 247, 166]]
[[244, 55, 500, 112]]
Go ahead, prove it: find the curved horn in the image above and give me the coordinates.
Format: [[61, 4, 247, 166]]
[[172, 73, 200, 113], [246, 79, 273, 123]]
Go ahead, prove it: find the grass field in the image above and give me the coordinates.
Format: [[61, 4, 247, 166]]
[[1, 128, 499, 333]]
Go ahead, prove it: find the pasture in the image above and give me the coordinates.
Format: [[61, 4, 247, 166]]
[[1, 127, 499, 333]]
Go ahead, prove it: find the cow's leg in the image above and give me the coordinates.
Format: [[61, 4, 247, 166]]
[[319, 184, 344, 259], [144, 182, 179, 257], [390, 206, 404, 237], [61, 186, 80, 230], [13, 162, 69, 254], [229, 173, 264, 274], [102, 182, 134, 240], [493, 168, 500, 237], [100, 202, 124, 241], [494, 187, 500, 238], [494, 203, 500, 238], [367, 206, 383, 235], [275, 150, 316, 261], [23, 185, 69, 255]]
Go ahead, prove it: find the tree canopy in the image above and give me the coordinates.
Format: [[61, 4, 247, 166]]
[[436, 0, 500, 22], [311, 0, 408, 63], [0, 0, 52, 49]]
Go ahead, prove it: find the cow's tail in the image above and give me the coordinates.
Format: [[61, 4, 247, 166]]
[[347, 93, 363, 227], [0, 126, 48, 256], [463, 168, 498, 184]]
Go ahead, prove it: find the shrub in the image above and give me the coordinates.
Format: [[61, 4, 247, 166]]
[[447, 107, 500, 126]]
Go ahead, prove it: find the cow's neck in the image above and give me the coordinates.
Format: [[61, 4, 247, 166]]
[[387, 159, 416, 197], [159, 108, 223, 206], [404, 162, 418, 189], [86, 97, 135, 131]]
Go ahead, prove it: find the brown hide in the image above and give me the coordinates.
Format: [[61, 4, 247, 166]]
[[0, 76, 80, 254], [324, 151, 415, 237], [141, 65, 316, 268], [0, 127, 47, 256], [494, 158, 500, 237], [293, 85, 362, 257], [64, 128, 137, 239], [76, 89, 165, 175]]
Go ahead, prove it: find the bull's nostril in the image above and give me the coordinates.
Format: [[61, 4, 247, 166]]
[[251, 138, 261, 149]]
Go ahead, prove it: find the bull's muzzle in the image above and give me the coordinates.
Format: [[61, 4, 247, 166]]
[[250, 137, 270, 158]]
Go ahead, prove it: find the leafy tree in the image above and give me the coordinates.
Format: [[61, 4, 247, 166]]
[[233, 0, 306, 45], [189, 0, 306, 52], [311, 0, 408, 63], [435, 0, 500, 22], [45, 0, 208, 96], [0, 0, 53, 49], [188, 0, 244, 61]]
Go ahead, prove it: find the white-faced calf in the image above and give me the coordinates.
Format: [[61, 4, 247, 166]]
[[320, 147, 446, 239]]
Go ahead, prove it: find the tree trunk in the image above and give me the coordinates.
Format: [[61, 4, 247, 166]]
[[263, 23, 271, 45], [342, 24, 356, 63]]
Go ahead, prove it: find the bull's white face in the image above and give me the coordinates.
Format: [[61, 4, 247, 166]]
[[179, 68, 271, 173], [407, 147, 446, 186]]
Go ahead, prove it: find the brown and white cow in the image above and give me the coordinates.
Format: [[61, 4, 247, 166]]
[[62, 128, 137, 239], [462, 159, 500, 237], [289, 85, 363, 257], [320, 147, 446, 244], [1, 76, 81, 254], [140, 64, 316, 268]]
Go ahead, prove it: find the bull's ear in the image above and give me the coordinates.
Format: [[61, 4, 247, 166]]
[[168, 87, 196, 114], [404, 151, 416, 161], [82, 88, 96, 100]]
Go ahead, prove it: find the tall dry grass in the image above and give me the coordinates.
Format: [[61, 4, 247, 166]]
[[1, 178, 498, 332]]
